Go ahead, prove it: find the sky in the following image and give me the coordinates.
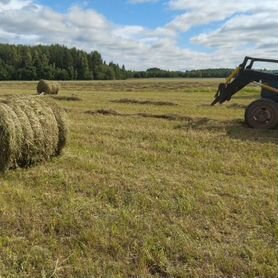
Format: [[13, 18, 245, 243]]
[[0, 0, 277, 70]]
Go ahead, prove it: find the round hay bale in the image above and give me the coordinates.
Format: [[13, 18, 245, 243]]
[[36, 97, 69, 154], [11, 98, 59, 163], [0, 103, 22, 171], [27, 98, 59, 159], [37, 80, 60, 95], [0, 96, 68, 171], [6, 101, 35, 167]]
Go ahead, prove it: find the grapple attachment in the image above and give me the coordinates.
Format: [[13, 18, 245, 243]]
[[211, 83, 232, 105]]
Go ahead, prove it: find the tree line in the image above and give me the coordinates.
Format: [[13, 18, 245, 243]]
[[133, 67, 233, 78], [0, 43, 234, 81], [0, 43, 127, 80]]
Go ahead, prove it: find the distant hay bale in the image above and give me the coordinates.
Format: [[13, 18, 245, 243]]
[[37, 80, 60, 95], [0, 96, 68, 171]]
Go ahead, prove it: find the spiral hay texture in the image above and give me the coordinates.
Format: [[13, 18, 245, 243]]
[[0, 96, 68, 171], [37, 80, 60, 95]]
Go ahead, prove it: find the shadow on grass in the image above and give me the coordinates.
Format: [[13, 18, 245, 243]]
[[86, 109, 278, 144], [176, 120, 278, 144], [111, 98, 178, 106], [225, 125, 278, 144], [199, 103, 247, 109], [227, 103, 247, 109], [232, 94, 258, 100]]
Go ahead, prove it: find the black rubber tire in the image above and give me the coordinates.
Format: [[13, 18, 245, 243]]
[[245, 98, 278, 129]]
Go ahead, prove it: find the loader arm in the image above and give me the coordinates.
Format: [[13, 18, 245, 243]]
[[211, 56, 278, 105]]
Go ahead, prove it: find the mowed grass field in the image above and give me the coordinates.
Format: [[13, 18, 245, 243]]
[[0, 79, 277, 278]]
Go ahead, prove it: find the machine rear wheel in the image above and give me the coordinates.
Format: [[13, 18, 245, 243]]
[[245, 98, 278, 129]]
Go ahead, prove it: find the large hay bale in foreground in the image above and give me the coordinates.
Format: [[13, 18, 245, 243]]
[[34, 97, 68, 154], [0, 96, 68, 171], [37, 80, 60, 95]]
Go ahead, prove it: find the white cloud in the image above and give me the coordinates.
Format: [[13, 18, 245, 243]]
[[0, 0, 31, 11], [0, 0, 277, 70], [191, 13, 277, 50], [166, 0, 277, 33]]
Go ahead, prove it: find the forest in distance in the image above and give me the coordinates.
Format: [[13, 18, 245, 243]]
[[0, 43, 239, 81]]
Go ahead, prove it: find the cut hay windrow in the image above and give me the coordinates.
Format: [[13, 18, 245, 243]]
[[0, 96, 68, 171], [37, 80, 60, 95]]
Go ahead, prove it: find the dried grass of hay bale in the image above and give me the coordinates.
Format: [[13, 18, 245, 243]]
[[35, 97, 69, 154], [0, 96, 68, 171], [37, 80, 60, 95]]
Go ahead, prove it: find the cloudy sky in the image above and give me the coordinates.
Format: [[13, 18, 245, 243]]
[[0, 0, 277, 70]]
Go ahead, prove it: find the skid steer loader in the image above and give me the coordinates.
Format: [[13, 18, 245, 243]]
[[211, 56, 278, 129]]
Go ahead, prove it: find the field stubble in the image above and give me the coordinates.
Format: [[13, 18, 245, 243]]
[[0, 79, 277, 278]]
